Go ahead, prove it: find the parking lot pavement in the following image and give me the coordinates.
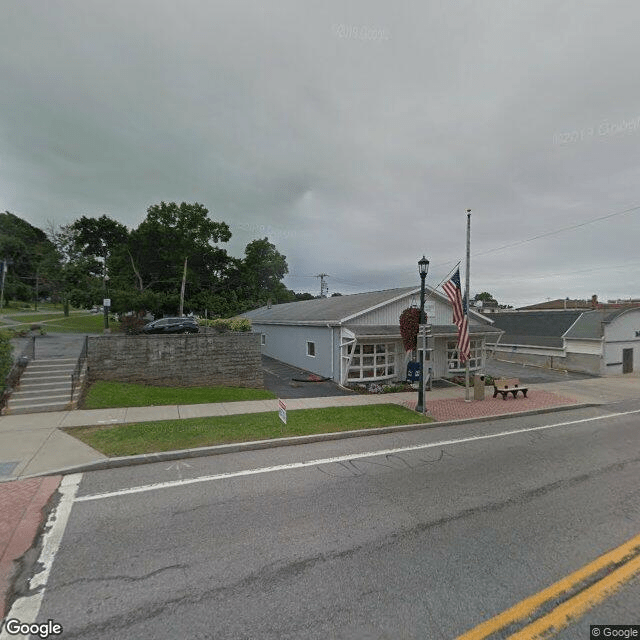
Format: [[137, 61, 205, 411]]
[[261, 355, 355, 398], [485, 358, 596, 384]]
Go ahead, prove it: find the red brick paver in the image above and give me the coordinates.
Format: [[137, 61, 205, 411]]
[[404, 389, 579, 422], [0, 475, 61, 618]]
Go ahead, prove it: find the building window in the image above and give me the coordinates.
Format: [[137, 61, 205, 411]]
[[446, 339, 482, 371], [261, 334, 266, 346], [307, 341, 316, 357], [347, 342, 397, 381]]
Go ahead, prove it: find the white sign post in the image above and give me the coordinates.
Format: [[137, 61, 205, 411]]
[[278, 399, 287, 425]]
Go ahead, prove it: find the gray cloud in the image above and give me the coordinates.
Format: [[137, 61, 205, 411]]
[[1, 0, 639, 307]]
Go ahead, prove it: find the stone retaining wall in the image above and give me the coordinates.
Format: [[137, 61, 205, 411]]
[[87, 333, 263, 388]]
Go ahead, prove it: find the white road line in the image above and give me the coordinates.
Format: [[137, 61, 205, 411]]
[[0, 474, 82, 639], [74, 409, 640, 503]]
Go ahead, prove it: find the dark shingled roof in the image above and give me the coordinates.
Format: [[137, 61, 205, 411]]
[[243, 287, 419, 324], [243, 286, 494, 326], [489, 310, 584, 347], [564, 308, 640, 340], [563, 311, 605, 340]]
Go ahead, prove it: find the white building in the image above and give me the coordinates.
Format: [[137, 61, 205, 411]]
[[488, 308, 640, 375], [243, 287, 500, 385]]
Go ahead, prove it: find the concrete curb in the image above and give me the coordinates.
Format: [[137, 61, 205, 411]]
[[9, 402, 601, 481]]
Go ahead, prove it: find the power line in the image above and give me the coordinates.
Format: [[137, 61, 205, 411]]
[[417, 203, 640, 272], [521, 259, 640, 280], [474, 203, 640, 258], [331, 277, 368, 288]]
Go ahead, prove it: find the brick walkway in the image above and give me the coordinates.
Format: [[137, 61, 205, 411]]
[[403, 389, 579, 421], [0, 475, 60, 618]]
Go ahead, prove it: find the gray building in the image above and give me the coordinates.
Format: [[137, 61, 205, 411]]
[[243, 287, 500, 385], [488, 308, 640, 375]]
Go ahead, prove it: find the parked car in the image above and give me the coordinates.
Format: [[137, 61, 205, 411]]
[[141, 317, 200, 334]]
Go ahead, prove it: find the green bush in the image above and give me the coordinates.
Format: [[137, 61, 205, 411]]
[[4, 327, 29, 338], [0, 330, 13, 391], [200, 317, 252, 332]]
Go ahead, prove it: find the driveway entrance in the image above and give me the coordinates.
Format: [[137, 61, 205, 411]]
[[262, 356, 354, 398], [485, 358, 597, 384]]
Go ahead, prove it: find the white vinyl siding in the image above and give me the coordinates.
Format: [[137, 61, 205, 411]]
[[251, 324, 333, 378]]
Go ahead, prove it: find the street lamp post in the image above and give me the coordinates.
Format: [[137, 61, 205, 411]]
[[103, 274, 110, 332], [416, 255, 430, 414]]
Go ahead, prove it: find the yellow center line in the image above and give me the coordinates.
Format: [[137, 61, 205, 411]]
[[455, 532, 640, 640], [508, 554, 640, 639]]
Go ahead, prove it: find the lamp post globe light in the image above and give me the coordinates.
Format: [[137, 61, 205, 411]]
[[416, 255, 429, 414]]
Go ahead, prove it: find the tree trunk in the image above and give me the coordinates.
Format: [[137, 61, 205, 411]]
[[179, 256, 188, 317], [128, 250, 144, 292]]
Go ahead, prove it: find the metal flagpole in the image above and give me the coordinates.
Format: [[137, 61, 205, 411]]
[[465, 209, 471, 402]]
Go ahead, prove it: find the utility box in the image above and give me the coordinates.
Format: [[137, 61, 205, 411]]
[[473, 374, 485, 401]]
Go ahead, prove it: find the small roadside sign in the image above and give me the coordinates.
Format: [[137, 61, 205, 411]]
[[278, 399, 287, 424], [103, 298, 111, 307]]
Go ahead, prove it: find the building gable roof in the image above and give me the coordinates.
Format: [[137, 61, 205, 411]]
[[243, 288, 419, 324], [564, 307, 640, 340], [563, 311, 605, 340], [243, 286, 492, 325], [489, 310, 584, 347]]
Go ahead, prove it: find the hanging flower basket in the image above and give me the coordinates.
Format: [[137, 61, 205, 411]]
[[399, 307, 422, 352]]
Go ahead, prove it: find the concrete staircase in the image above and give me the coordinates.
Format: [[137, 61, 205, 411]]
[[7, 358, 82, 414]]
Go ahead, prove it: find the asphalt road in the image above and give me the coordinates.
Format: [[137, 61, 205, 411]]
[[6, 402, 640, 639]]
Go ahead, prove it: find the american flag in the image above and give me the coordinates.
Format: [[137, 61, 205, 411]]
[[442, 268, 471, 364]]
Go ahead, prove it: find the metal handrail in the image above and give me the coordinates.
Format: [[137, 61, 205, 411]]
[[70, 335, 88, 403], [1, 335, 36, 412]]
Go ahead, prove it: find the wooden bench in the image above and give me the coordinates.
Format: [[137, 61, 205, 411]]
[[492, 377, 528, 400]]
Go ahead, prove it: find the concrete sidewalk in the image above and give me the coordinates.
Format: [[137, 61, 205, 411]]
[[1, 373, 638, 481]]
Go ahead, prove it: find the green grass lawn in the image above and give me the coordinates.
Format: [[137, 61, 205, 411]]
[[38, 313, 118, 333], [1, 302, 67, 313], [64, 404, 432, 456], [81, 381, 276, 409], [0, 312, 117, 334], [1, 312, 70, 323]]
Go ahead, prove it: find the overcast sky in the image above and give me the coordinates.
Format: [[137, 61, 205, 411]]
[[2, 0, 639, 307]]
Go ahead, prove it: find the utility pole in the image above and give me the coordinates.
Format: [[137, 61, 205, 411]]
[[315, 273, 329, 297], [35, 267, 39, 312], [179, 256, 188, 316]]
